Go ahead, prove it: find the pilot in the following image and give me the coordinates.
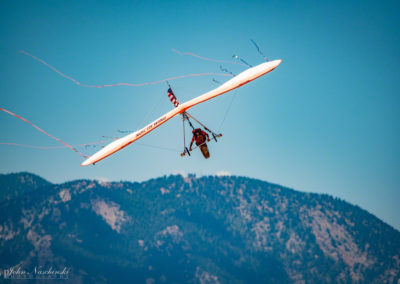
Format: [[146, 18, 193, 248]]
[[189, 128, 210, 151]]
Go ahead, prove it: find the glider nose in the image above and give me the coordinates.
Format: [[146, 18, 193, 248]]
[[273, 59, 282, 68], [81, 159, 91, 166]]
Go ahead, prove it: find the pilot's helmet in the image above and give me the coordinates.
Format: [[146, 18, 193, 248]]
[[192, 128, 201, 135]]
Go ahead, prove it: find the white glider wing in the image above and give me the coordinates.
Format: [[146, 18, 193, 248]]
[[81, 59, 282, 166]]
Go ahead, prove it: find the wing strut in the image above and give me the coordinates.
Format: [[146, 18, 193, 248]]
[[180, 111, 222, 157], [185, 112, 222, 142], [167, 83, 220, 156], [181, 113, 190, 156]]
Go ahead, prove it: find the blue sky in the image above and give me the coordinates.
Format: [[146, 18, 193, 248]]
[[1, 0, 399, 229]]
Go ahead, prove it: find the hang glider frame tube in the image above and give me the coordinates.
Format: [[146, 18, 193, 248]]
[[81, 59, 282, 166]]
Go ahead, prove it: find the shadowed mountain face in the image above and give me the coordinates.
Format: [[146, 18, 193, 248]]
[[0, 172, 51, 203], [0, 173, 399, 283]]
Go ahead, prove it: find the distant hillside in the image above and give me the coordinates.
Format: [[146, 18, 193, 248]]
[[0, 172, 51, 203], [0, 173, 399, 283]]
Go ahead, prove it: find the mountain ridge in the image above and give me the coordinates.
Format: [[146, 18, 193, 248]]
[[0, 172, 399, 283], [0, 172, 52, 203]]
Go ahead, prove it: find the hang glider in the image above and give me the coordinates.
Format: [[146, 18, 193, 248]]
[[81, 59, 282, 166]]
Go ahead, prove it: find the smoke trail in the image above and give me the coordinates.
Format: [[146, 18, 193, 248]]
[[172, 49, 247, 67], [19, 50, 233, 88], [0, 140, 112, 149], [220, 66, 235, 76], [0, 107, 88, 158], [250, 39, 270, 61], [232, 55, 252, 67], [117, 130, 133, 134], [212, 79, 221, 85]]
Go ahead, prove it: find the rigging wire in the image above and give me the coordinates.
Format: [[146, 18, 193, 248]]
[[101, 136, 179, 153], [135, 88, 165, 130], [218, 90, 238, 132], [185, 112, 220, 137], [137, 142, 180, 153]]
